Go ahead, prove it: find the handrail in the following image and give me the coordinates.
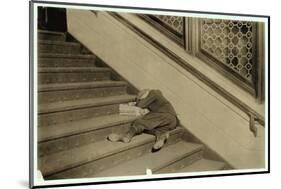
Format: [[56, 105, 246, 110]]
[[105, 12, 265, 132]]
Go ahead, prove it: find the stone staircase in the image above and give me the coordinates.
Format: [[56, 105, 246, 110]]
[[37, 30, 226, 180]]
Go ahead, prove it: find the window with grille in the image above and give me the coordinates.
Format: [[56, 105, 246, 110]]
[[197, 19, 261, 95], [138, 14, 186, 47], [188, 18, 263, 98], [137, 14, 264, 99], [153, 15, 184, 35]]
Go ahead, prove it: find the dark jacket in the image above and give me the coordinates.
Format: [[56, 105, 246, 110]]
[[136, 90, 177, 116]]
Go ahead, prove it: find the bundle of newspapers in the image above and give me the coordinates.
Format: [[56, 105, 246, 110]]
[[119, 102, 149, 117]]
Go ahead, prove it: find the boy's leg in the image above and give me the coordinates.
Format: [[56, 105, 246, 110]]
[[148, 117, 177, 151], [150, 126, 172, 151], [107, 122, 145, 143], [122, 123, 145, 142]]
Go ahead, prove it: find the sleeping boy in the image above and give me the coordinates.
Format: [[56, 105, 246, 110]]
[[108, 89, 178, 152]]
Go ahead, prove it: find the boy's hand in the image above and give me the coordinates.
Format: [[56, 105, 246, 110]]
[[128, 102, 137, 106]]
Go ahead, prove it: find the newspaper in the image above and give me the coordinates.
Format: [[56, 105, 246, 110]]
[[119, 102, 149, 117]]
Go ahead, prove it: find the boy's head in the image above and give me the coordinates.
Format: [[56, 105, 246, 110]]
[[137, 89, 150, 100]]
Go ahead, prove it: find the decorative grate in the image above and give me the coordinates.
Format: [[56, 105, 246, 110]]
[[138, 14, 185, 47], [200, 19, 256, 82], [153, 15, 184, 35]]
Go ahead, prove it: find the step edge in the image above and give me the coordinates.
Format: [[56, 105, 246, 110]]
[[152, 145, 204, 173], [92, 141, 203, 177], [176, 158, 226, 172], [38, 116, 136, 142], [38, 53, 96, 59], [38, 95, 136, 114], [38, 81, 128, 92], [38, 40, 80, 46], [194, 158, 226, 169], [42, 135, 154, 176], [38, 67, 111, 73], [41, 128, 183, 176], [38, 30, 66, 36]]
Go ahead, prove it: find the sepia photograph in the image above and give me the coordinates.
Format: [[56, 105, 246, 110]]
[[30, 1, 269, 188]]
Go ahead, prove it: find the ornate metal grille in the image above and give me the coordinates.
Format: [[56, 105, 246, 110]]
[[200, 19, 256, 83], [153, 15, 184, 35], [134, 14, 263, 96], [138, 14, 185, 47]]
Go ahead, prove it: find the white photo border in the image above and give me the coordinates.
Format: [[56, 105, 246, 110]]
[[29, 0, 270, 188]]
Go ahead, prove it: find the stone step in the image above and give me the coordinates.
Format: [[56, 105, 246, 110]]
[[38, 67, 111, 84], [91, 141, 203, 178], [38, 53, 96, 67], [40, 127, 184, 179], [38, 81, 128, 103], [38, 95, 136, 126], [38, 30, 66, 41], [38, 40, 81, 54], [38, 114, 137, 156], [172, 159, 225, 173]]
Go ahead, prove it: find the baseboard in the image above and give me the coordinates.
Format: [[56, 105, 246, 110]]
[[181, 127, 233, 170]]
